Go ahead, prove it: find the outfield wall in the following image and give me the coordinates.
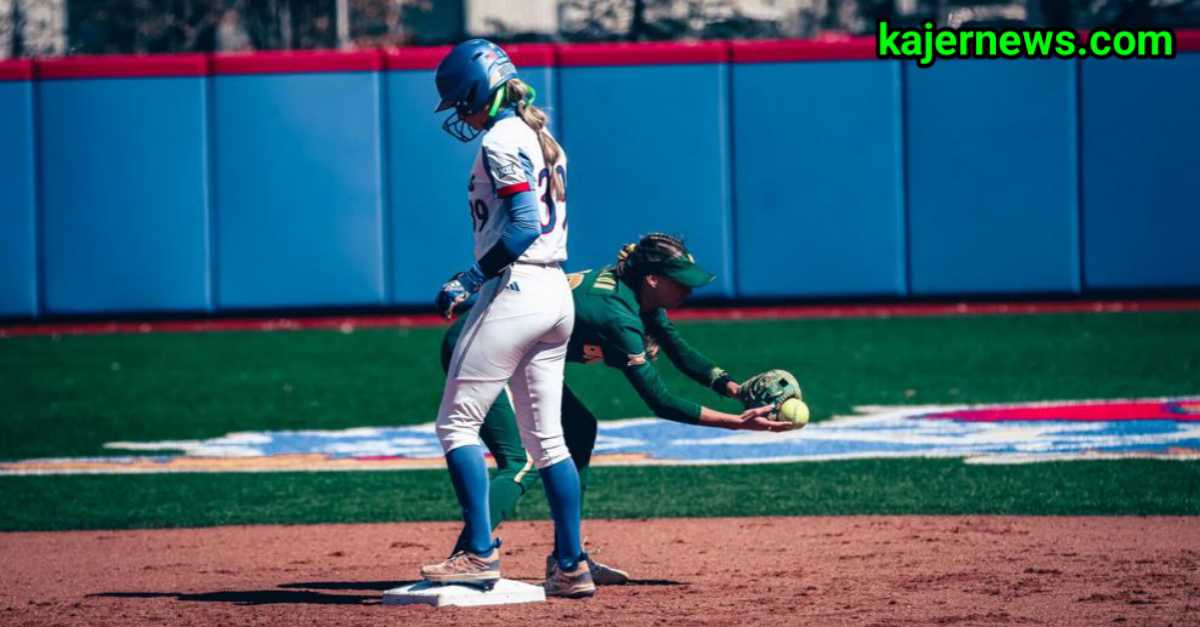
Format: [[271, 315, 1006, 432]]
[[1, 35, 1198, 317]]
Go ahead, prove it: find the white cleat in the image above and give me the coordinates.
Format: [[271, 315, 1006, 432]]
[[546, 552, 628, 586], [544, 558, 596, 598]]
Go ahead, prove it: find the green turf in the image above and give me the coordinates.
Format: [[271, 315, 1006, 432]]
[[2, 311, 1198, 461], [1, 310, 1198, 531], [1, 459, 1196, 531]]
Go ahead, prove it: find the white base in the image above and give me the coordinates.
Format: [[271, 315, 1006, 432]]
[[382, 578, 546, 608]]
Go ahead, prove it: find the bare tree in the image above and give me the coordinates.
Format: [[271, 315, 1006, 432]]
[[557, 0, 792, 41], [3, 0, 67, 57], [1, 0, 17, 59]]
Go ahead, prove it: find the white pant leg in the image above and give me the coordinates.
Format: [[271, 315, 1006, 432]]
[[507, 268, 575, 469], [508, 337, 570, 469], [436, 265, 569, 455]]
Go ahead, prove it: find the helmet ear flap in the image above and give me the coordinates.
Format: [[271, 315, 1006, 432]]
[[459, 84, 479, 116]]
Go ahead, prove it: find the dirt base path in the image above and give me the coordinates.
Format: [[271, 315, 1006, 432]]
[[3, 517, 1197, 626]]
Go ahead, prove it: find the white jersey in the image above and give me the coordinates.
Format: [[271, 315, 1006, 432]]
[[468, 116, 568, 265]]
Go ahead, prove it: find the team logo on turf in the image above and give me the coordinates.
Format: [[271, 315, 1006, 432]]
[[2, 397, 1198, 475], [1172, 400, 1200, 415]]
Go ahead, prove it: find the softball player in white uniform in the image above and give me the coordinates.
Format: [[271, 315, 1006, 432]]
[[420, 39, 594, 598]]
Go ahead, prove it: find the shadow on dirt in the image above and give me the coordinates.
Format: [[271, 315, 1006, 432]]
[[279, 580, 413, 591], [91, 576, 686, 606], [279, 580, 407, 591], [90, 590, 378, 606], [281, 578, 686, 590]]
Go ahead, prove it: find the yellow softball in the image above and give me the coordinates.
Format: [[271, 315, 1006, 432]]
[[778, 398, 810, 427]]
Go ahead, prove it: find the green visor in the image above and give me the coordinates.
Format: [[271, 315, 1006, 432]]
[[643, 252, 715, 289]]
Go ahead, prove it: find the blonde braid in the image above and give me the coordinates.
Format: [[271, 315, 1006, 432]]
[[505, 79, 565, 202], [614, 242, 639, 277]]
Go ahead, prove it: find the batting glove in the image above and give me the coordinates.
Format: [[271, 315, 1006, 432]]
[[436, 264, 487, 319]]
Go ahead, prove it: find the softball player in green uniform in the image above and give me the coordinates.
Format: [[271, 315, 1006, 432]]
[[440, 233, 794, 582]]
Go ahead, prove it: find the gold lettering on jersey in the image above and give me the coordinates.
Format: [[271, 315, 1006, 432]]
[[582, 344, 604, 364], [593, 269, 617, 291]]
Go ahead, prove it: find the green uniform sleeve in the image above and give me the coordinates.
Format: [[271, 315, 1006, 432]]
[[601, 316, 703, 425], [645, 309, 731, 389]]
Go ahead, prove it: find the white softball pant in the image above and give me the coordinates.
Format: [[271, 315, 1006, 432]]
[[436, 262, 575, 469]]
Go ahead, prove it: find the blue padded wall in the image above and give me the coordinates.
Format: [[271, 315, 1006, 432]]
[[385, 64, 556, 305], [12, 48, 1200, 320], [559, 63, 733, 298], [0, 80, 37, 317], [213, 72, 385, 308], [1081, 55, 1200, 289], [733, 60, 905, 297], [906, 60, 1079, 295], [38, 77, 211, 314]]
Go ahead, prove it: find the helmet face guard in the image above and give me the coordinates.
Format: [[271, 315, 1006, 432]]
[[441, 109, 481, 143], [434, 39, 518, 142]]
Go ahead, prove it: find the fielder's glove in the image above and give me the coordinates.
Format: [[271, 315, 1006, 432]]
[[738, 369, 802, 412], [436, 265, 486, 319]]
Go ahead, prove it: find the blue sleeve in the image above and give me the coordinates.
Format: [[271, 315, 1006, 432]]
[[477, 190, 540, 277]]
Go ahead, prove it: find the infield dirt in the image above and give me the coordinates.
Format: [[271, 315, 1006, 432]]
[[2, 516, 1197, 626]]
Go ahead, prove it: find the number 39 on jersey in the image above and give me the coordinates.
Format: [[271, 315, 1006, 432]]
[[466, 116, 568, 266]]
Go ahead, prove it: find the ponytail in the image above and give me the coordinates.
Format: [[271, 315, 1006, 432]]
[[503, 78, 565, 202], [613, 233, 689, 280], [614, 242, 639, 277]]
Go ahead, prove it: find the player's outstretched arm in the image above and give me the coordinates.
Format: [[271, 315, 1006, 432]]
[[697, 405, 797, 432], [645, 311, 741, 399], [620, 359, 795, 432]]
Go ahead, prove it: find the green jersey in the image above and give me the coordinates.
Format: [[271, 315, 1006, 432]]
[[565, 267, 730, 424]]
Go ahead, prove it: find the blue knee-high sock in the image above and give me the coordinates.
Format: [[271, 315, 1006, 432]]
[[539, 458, 583, 571], [445, 445, 493, 556]]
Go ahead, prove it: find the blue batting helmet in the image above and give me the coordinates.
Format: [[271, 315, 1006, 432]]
[[435, 39, 518, 142]]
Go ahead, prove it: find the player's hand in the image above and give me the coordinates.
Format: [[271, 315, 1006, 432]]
[[435, 277, 471, 319], [435, 265, 487, 319], [736, 404, 796, 432], [725, 381, 742, 398]]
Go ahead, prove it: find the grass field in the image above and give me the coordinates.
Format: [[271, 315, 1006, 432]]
[[2, 460, 1197, 531], [1, 310, 1198, 531]]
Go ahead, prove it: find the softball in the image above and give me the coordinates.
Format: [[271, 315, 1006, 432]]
[[777, 398, 810, 427]]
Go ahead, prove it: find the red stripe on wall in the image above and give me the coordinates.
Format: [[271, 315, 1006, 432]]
[[8, 30, 1198, 79], [669, 299, 1200, 322], [382, 43, 556, 72], [0, 59, 34, 81], [211, 49, 382, 75], [0, 315, 448, 338], [36, 54, 208, 79], [731, 37, 878, 63], [383, 46, 453, 71], [558, 41, 730, 66], [1177, 29, 1200, 52], [4, 300, 1199, 338], [505, 43, 557, 67]]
